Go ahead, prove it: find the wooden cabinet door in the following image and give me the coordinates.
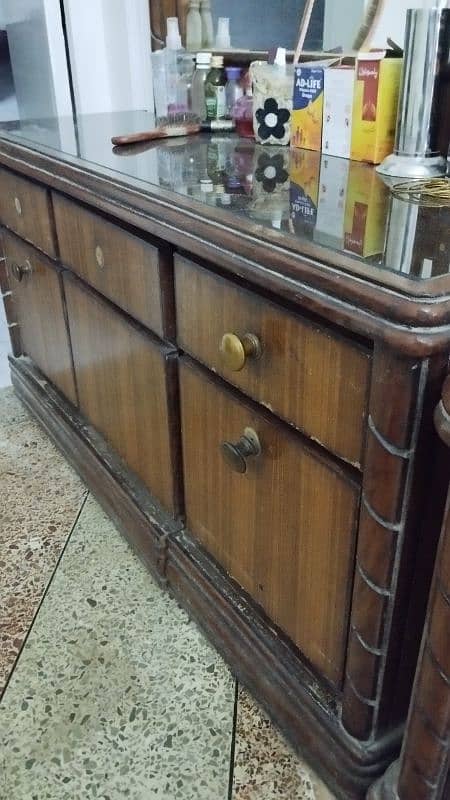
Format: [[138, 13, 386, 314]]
[[3, 231, 77, 405], [180, 359, 360, 686], [64, 276, 178, 515]]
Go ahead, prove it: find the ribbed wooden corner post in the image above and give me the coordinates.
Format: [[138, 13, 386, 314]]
[[367, 374, 450, 800]]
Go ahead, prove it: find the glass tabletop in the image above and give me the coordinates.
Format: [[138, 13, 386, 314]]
[[1, 110, 449, 284]]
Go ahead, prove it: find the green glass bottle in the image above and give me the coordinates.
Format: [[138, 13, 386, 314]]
[[205, 56, 227, 120]]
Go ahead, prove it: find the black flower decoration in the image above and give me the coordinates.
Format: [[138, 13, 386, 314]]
[[255, 153, 289, 193], [255, 98, 290, 141]]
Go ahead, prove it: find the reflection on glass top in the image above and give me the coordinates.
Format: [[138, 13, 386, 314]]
[[1, 111, 449, 283]]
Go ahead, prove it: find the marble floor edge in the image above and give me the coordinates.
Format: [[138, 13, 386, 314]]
[[0, 493, 89, 702], [0, 386, 88, 695]]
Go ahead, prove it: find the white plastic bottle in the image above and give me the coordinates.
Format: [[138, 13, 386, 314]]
[[191, 52, 212, 120], [186, 0, 202, 52], [165, 17, 184, 113], [215, 17, 231, 49], [200, 0, 214, 48]]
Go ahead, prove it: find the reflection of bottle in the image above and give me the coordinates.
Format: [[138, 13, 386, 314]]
[[233, 72, 254, 138], [186, 0, 202, 52], [207, 138, 227, 185], [200, 0, 214, 48], [205, 56, 227, 120], [191, 52, 211, 120]]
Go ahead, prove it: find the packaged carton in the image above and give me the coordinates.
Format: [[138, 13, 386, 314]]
[[351, 54, 402, 164], [322, 66, 355, 159], [291, 61, 336, 151], [344, 161, 389, 258]]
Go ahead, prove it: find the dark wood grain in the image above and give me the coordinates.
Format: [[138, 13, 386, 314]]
[[64, 275, 179, 515], [367, 374, 450, 800], [9, 355, 182, 583], [179, 358, 360, 686], [3, 231, 77, 404], [0, 166, 56, 256], [175, 256, 371, 467], [53, 193, 174, 340]]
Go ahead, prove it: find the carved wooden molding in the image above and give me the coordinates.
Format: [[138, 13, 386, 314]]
[[367, 374, 450, 799], [342, 346, 425, 741]]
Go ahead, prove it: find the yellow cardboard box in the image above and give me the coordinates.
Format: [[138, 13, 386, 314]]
[[291, 64, 328, 151], [344, 161, 389, 257], [351, 55, 402, 164]]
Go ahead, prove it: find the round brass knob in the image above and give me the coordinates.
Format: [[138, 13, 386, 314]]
[[220, 332, 262, 372], [10, 259, 32, 283], [221, 427, 261, 474]]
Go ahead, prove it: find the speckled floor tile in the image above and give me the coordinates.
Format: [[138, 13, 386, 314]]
[[232, 688, 337, 800], [0, 494, 235, 800], [0, 386, 87, 695]]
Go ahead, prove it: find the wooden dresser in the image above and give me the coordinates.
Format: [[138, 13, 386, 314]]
[[1, 113, 449, 800]]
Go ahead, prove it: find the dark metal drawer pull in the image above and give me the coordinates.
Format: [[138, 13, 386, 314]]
[[10, 259, 32, 283], [221, 427, 261, 474]]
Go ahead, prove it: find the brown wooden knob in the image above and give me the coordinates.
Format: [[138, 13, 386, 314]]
[[10, 259, 32, 283], [221, 427, 261, 474], [220, 332, 262, 372]]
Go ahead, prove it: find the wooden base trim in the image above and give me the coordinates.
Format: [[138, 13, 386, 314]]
[[167, 530, 402, 800], [9, 356, 182, 583]]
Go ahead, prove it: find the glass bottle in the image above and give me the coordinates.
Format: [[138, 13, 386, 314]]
[[225, 66, 243, 119], [191, 52, 212, 120], [205, 56, 227, 120]]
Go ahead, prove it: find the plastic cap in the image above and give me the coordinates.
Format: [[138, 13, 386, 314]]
[[226, 67, 241, 79], [196, 52, 212, 65], [215, 17, 231, 48], [211, 55, 224, 67], [166, 17, 182, 49], [274, 47, 286, 67]]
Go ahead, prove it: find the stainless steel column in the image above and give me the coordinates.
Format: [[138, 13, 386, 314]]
[[378, 8, 450, 178]]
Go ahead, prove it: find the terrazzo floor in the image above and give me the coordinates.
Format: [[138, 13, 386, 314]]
[[0, 386, 336, 800]]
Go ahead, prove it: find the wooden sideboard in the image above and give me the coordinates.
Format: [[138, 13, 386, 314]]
[[1, 115, 449, 799]]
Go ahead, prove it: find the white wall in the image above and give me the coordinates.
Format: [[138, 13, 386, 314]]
[[64, 0, 154, 115], [1, 0, 72, 119], [324, 0, 450, 52]]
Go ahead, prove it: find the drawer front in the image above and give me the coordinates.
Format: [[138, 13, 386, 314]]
[[54, 194, 171, 338], [175, 256, 371, 467], [180, 360, 360, 686], [0, 167, 56, 256], [3, 232, 76, 404], [64, 276, 177, 514]]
